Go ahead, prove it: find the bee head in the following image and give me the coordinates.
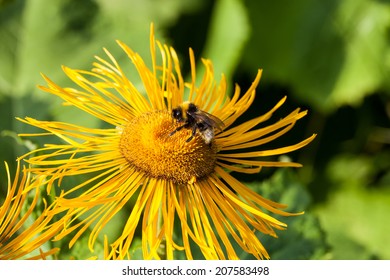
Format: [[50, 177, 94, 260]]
[[172, 107, 184, 122]]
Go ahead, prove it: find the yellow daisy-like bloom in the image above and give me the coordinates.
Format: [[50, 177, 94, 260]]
[[18, 25, 315, 259], [0, 161, 61, 259]]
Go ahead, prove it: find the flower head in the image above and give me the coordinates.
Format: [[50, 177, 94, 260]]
[[0, 161, 61, 259], [18, 24, 315, 259]]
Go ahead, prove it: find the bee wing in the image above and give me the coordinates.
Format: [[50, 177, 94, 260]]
[[193, 110, 225, 132]]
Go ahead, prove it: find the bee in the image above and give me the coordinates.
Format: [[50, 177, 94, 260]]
[[169, 101, 225, 144]]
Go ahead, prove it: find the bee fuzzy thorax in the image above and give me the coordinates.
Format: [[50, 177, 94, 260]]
[[170, 101, 224, 145]]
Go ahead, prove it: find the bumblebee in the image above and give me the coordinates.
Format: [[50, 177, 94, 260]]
[[169, 101, 225, 144]]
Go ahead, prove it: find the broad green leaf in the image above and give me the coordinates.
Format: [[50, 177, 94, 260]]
[[0, 0, 24, 96], [316, 153, 390, 259], [240, 169, 328, 260], [315, 186, 390, 259], [0, 0, 202, 114], [242, 0, 390, 112], [200, 0, 250, 84]]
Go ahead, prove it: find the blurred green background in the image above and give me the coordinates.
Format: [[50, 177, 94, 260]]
[[1, 0, 389, 260]]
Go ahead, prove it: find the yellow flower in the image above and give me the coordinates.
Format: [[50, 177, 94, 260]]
[[0, 161, 61, 259], [18, 24, 315, 259]]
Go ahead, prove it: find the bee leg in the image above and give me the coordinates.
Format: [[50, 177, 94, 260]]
[[186, 126, 197, 142], [169, 124, 186, 136]]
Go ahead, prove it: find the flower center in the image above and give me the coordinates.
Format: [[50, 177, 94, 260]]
[[119, 110, 218, 184]]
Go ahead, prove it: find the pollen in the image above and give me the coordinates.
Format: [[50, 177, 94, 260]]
[[119, 111, 218, 184]]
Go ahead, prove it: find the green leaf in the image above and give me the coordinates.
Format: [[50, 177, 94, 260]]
[[64, 231, 104, 260], [242, 0, 390, 112], [316, 152, 390, 259], [241, 169, 328, 259], [200, 0, 250, 84], [0, 0, 203, 106], [326, 154, 374, 186], [0, 0, 24, 95], [128, 238, 144, 260], [315, 186, 390, 259]]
